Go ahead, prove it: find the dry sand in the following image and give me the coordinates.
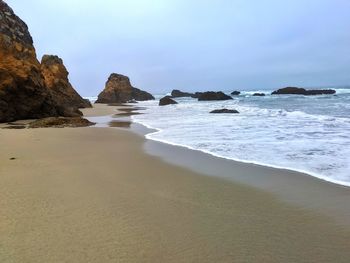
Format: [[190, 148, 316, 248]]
[[1, 104, 350, 262]]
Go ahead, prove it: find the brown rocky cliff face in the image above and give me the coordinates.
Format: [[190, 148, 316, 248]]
[[41, 55, 91, 109], [0, 1, 57, 122], [0, 1, 86, 122], [96, 73, 154, 103]]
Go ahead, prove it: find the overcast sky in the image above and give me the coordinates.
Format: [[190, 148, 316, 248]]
[[7, 0, 350, 96]]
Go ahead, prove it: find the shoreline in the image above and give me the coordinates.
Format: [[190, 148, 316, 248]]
[[141, 130, 350, 226], [129, 91, 350, 189], [1, 104, 350, 262], [86, 105, 350, 226], [131, 118, 350, 188]]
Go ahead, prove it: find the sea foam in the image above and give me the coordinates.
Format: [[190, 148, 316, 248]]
[[132, 89, 350, 186]]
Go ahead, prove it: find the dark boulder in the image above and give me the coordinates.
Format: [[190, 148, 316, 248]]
[[171, 89, 194, 98], [159, 96, 178, 106], [198, 91, 232, 101], [252, 93, 265, 96], [210, 108, 239, 114], [271, 87, 336, 95], [231, 91, 241, 95]]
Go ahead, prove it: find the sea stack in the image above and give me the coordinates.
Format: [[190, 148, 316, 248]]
[[95, 73, 154, 103], [0, 1, 85, 122]]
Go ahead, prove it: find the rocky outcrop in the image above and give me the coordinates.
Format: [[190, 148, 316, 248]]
[[0, 1, 85, 122], [159, 96, 178, 106], [191, 92, 203, 99], [95, 73, 154, 103], [197, 91, 232, 101], [231, 91, 240, 95], [28, 117, 95, 128], [252, 93, 265, 96], [171, 89, 194, 98], [2, 117, 94, 129], [272, 87, 336, 95], [131, 87, 154, 101], [41, 55, 91, 111], [306, 89, 336, 95], [210, 108, 239, 114], [84, 98, 91, 105], [0, 1, 56, 122]]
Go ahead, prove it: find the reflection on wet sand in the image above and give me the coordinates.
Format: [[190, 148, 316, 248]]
[[113, 112, 144, 117], [118, 107, 147, 112], [108, 121, 131, 128]]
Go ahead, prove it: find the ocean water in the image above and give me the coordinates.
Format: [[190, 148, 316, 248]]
[[84, 96, 98, 103], [131, 88, 350, 186]]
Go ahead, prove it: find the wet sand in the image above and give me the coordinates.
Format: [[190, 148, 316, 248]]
[[0, 104, 350, 262], [108, 120, 132, 128], [118, 107, 147, 112], [113, 112, 144, 117]]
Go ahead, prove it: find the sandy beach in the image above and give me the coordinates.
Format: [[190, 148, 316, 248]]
[[1, 104, 350, 263]]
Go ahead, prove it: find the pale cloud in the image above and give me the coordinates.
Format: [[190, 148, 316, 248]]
[[6, 0, 350, 95]]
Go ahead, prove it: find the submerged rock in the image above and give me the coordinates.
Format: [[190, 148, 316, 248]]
[[231, 91, 241, 95], [95, 73, 154, 103], [272, 87, 336, 95], [28, 117, 95, 128], [0, 1, 85, 122], [171, 89, 194, 98], [252, 93, 265, 96], [210, 109, 239, 114], [197, 91, 232, 101], [159, 96, 178, 106]]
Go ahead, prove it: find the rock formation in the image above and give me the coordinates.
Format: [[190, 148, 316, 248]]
[[0, 1, 86, 122], [41, 55, 91, 111], [28, 117, 95, 128], [159, 96, 178, 106], [191, 92, 203, 99], [0, 1, 56, 122], [131, 88, 154, 101], [253, 92, 266, 97], [171, 89, 194, 98], [231, 91, 241, 95], [252, 93, 265, 96], [210, 109, 239, 114], [95, 73, 154, 103], [197, 91, 232, 101], [271, 87, 336, 95]]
